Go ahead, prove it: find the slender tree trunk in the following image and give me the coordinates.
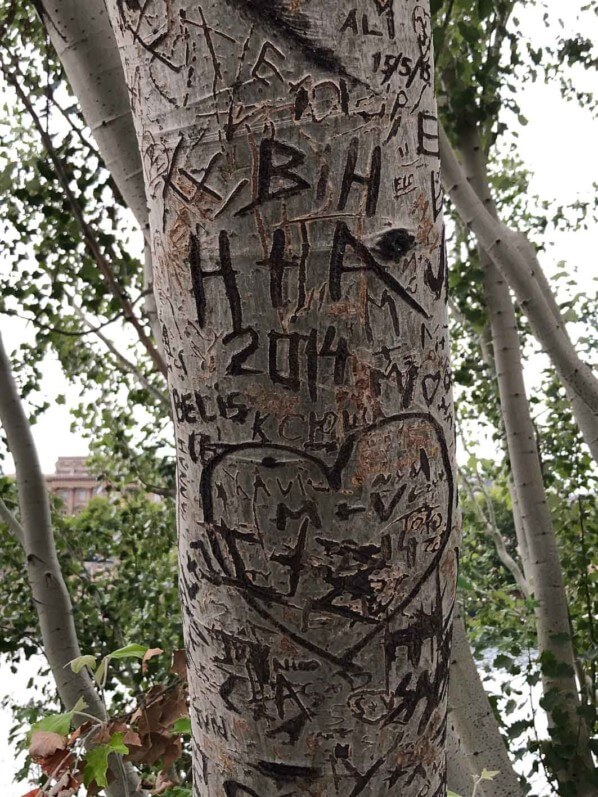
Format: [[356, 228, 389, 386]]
[[105, 1, 458, 793], [439, 124, 598, 465], [508, 475, 530, 578], [32, 0, 146, 228], [458, 125, 596, 794], [32, 0, 165, 361], [0, 332, 143, 797], [447, 613, 524, 797], [510, 230, 598, 460]]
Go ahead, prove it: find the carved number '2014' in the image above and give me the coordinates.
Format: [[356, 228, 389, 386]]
[[223, 326, 349, 401]]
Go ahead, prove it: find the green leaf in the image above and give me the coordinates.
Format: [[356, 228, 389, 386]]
[[478, 0, 493, 19], [549, 632, 572, 646], [173, 717, 191, 734], [72, 697, 88, 715], [107, 733, 129, 754], [507, 719, 531, 739], [94, 643, 149, 685], [84, 733, 129, 788], [457, 573, 475, 592], [31, 711, 73, 738], [109, 643, 148, 660], [448, 791, 463, 797], [493, 653, 513, 669], [540, 651, 576, 679], [480, 768, 500, 781], [68, 655, 97, 674]]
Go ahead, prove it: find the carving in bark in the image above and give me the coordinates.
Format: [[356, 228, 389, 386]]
[[105, 1, 457, 793]]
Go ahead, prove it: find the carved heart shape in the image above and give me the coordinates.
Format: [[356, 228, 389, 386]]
[[197, 411, 453, 674], [422, 372, 441, 405]]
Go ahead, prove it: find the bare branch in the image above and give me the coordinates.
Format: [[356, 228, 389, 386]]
[[67, 297, 170, 409], [439, 122, 598, 462], [0, 496, 25, 546], [459, 466, 529, 598]]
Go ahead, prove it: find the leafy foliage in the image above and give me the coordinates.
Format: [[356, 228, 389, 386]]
[[18, 644, 189, 795]]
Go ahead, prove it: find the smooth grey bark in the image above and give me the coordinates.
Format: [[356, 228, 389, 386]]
[[0, 331, 143, 797], [439, 124, 598, 465], [458, 126, 595, 792], [105, 1, 458, 794], [447, 613, 524, 797], [508, 475, 531, 579], [33, 0, 147, 229]]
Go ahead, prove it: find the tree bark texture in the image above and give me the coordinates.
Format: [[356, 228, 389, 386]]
[[106, 2, 457, 794], [447, 614, 524, 797], [37, 0, 528, 784]]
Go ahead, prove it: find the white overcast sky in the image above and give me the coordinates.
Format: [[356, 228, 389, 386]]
[[0, 0, 596, 480]]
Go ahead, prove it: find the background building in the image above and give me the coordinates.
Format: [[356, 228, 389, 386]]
[[45, 456, 103, 513]]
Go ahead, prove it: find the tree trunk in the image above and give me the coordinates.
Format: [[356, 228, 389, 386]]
[[439, 124, 598, 465], [105, 1, 458, 793], [447, 613, 524, 797], [33, 0, 146, 228], [458, 125, 596, 794], [33, 0, 164, 357], [0, 332, 143, 797]]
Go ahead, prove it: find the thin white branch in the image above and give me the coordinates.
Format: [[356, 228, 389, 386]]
[[459, 467, 529, 598], [439, 123, 598, 462], [0, 497, 25, 546], [68, 297, 170, 409]]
